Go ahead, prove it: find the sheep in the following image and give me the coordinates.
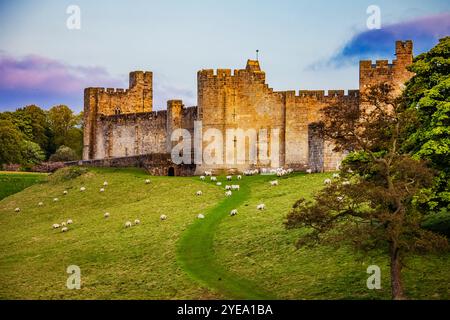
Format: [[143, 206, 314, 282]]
[[231, 185, 240, 191], [67, 219, 73, 225], [160, 214, 167, 221], [270, 180, 279, 186], [237, 175, 242, 180], [306, 169, 312, 174], [61, 227, 68, 233], [226, 175, 232, 181], [216, 182, 222, 186], [103, 181, 108, 186], [225, 185, 232, 190], [134, 219, 141, 225], [52, 223, 60, 229], [196, 191, 203, 196], [257, 204, 266, 210], [100, 188, 105, 192], [197, 214, 205, 219], [204, 171, 212, 176], [61, 222, 66, 227], [53, 198, 59, 202], [332, 173, 340, 179], [287, 168, 294, 174], [342, 180, 351, 186], [125, 221, 132, 228], [104, 212, 110, 218], [230, 209, 238, 216], [145, 179, 151, 184], [14, 207, 21, 213], [210, 176, 217, 182], [63, 190, 68, 195], [38, 202, 43, 207], [225, 190, 232, 197], [336, 196, 344, 202], [200, 175, 206, 181], [324, 178, 332, 185], [80, 187, 86, 192]]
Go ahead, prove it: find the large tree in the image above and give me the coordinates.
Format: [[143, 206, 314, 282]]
[[48, 105, 83, 157], [285, 84, 448, 300], [0, 120, 24, 165]]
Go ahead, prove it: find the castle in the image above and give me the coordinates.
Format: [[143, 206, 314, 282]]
[[83, 40, 414, 176]]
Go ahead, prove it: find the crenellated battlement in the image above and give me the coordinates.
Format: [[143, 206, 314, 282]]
[[198, 60, 266, 83]]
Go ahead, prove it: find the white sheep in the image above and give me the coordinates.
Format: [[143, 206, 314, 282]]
[[61, 227, 68, 233], [200, 175, 205, 181], [336, 196, 344, 202], [145, 179, 151, 184], [231, 185, 240, 191], [197, 214, 205, 219], [160, 214, 167, 221], [210, 176, 217, 182], [52, 223, 60, 229], [270, 180, 279, 186], [342, 180, 351, 186], [103, 181, 108, 186], [230, 209, 238, 216], [225, 185, 232, 190], [53, 198, 59, 202], [216, 182, 222, 186], [257, 204, 266, 210], [100, 188, 105, 192], [226, 175, 232, 181], [80, 187, 86, 192], [38, 202, 43, 206], [306, 169, 312, 174], [332, 173, 340, 179], [225, 190, 232, 197], [196, 190, 203, 196], [104, 212, 110, 218], [204, 171, 212, 176], [125, 221, 132, 228], [324, 179, 332, 185], [61, 222, 66, 227], [63, 190, 68, 195], [67, 219, 73, 224], [14, 207, 20, 213], [134, 219, 141, 225], [237, 175, 242, 180]]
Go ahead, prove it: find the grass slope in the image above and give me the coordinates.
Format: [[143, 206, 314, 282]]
[[0, 172, 47, 200]]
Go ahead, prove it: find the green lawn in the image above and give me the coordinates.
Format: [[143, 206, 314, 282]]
[[0, 172, 47, 200], [0, 168, 448, 299]]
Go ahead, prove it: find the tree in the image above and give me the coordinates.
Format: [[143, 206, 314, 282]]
[[49, 145, 78, 162], [21, 140, 45, 165], [0, 120, 24, 165], [285, 84, 448, 300], [403, 37, 450, 212], [15, 105, 51, 155]]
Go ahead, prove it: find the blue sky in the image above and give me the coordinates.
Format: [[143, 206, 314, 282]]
[[0, 0, 449, 111]]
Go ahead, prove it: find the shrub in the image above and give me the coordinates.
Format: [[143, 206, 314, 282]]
[[49, 145, 79, 162], [48, 166, 88, 183], [423, 209, 450, 238]]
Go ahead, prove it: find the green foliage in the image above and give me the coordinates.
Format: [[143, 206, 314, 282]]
[[403, 37, 450, 211], [0, 120, 24, 165], [48, 166, 88, 183], [423, 209, 450, 238], [21, 141, 45, 165], [49, 145, 79, 162]]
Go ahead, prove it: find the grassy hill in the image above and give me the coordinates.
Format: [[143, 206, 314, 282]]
[[0, 167, 448, 299]]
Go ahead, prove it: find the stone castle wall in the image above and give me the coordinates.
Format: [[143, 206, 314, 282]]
[[83, 40, 414, 175]]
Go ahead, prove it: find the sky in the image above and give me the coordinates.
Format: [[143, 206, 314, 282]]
[[0, 0, 449, 112]]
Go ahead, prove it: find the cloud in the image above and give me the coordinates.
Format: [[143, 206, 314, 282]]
[[309, 13, 450, 70], [0, 53, 125, 111]]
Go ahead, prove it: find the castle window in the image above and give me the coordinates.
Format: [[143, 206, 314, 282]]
[[114, 107, 122, 115]]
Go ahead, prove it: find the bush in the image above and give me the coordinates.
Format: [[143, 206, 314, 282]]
[[49, 145, 79, 162], [48, 166, 88, 183], [423, 209, 450, 238]]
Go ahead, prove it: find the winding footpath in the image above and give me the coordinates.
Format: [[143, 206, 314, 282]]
[[176, 177, 276, 299]]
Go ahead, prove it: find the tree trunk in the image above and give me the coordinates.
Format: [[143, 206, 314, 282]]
[[389, 242, 406, 300]]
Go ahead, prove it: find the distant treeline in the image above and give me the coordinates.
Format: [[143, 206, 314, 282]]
[[0, 105, 83, 169]]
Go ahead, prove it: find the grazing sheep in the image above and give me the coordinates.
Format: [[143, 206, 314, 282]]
[[160, 214, 167, 221], [200, 175, 206, 181], [216, 182, 222, 186], [204, 171, 212, 176], [342, 180, 351, 186], [197, 214, 205, 219], [63, 190, 68, 195], [80, 187, 86, 192], [145, 179, 151, 184], [225, 185, 232, 190], [231, 185, 240, 191], [196, 191, 203, 196], [100, 188, 105, 192], [104, 212, 110, 218], [134, 219, 140, 225], [324, 179, 332, 185], [287, 168, 294, 174], [103, 181, 108, 186], [52, 223, 60, 229], [53, 198, 59, 202], [226, 175, 232, 181], [257, 204, 266, 210], [270, 180, 279, 186], [237, 175, 242, 180], [332, 173, 340, 179], [336, 196, 344, 202], [230, 209, 238, 216], [38, 202, 43, 206], [14, 207, 20, 213], [125, 221, 132, 228], [306, 169, 312, 174], [61, 227, 68, 233], [67, 219, 73, 224], [210, 176, 217, 182], [225, 190, 232, 197], [61, 222, 66, 227]]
